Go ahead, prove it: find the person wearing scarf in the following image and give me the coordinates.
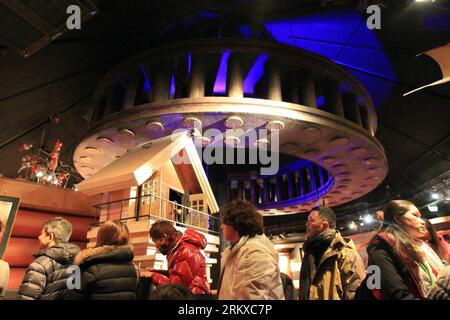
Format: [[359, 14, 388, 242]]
[[300, 206, 366, 300], [361, 200, 450, 300]]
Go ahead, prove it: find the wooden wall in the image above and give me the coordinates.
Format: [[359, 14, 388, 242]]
[[0, 177, 99, 289]]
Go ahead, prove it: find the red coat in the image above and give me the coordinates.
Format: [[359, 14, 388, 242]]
[[437, 235, 450, 260], [151, 229, 210, 294]]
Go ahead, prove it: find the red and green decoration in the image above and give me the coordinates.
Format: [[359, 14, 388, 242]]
[[17, 139, 70, 187]]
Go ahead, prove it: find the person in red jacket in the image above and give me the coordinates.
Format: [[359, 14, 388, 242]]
[[142, 220, 210, 295]]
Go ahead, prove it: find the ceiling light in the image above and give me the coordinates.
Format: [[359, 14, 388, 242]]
[[349, 221, 357, 230], [146, 121, 164, 133], [183, 116, 202, 128], [431, 192, 440, 200], [224, 135, 240, 146], [225, 116, 244, 129], [117, 128, 135, 137], [363, 215, 374, 224], [266, 120, 285, 131], [194, 136, 211, 146], [79, 156, 92, 163], [254, 138, 270, 148], [96, 137, 113, 145], [84, 146, 100, 154], [427, 205, 438, 212]]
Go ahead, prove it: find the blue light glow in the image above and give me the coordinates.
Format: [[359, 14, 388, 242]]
[[423, 10, 450, 30], [264, 9, 397, 108], [139, 65, 152, 92], [238, 25, 253, 38], [316, 95, 325, 107], [243, 53, 269, 95], [255, 158, 334, 209], [198, 11, 221, 20], [170, 74, 175, 98], [213, 49, 231, 94], [187, 52, 192, 76]]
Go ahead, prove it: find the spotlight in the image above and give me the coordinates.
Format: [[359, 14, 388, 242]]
[[431, 192, 440, 200], [363, 215, 374, 224], [349, 221, 357, 230], [35, 170, 44, 178]]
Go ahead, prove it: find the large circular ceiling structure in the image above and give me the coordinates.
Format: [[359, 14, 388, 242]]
[[73, 39, 388, 214]]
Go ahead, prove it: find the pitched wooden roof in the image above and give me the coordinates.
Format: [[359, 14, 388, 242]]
[[76, 131, 219, 213]]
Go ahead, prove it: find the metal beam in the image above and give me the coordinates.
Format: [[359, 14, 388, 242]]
[[0, 0, 56, 36]]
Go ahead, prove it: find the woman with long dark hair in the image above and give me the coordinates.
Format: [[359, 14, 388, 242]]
[[360, 200, 449, 300]]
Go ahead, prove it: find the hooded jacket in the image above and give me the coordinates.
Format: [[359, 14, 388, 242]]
[[65, 244, 138, 300], [300, 230, 366, 300], [217, 234, 285, 300], [151, 229, 210, 294], [17, 242, 80, 300]]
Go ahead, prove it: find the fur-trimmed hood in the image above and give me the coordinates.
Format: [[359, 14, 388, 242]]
[[74, 244, 134, 267]]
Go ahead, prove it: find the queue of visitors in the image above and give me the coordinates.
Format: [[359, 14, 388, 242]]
[[5, 199, 450, 300]]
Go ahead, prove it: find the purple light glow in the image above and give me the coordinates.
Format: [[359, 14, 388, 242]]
[[316, 95, 325, 107], [255, 159, 334, 209], [264, 9, 397, 108], [139, 65, 152, 92], [187, 52, 192, 76], [213, 49, 231, 94], [170, 74, 175, 98], [238, 24, 253, 38], [243, 53, 269, 95]]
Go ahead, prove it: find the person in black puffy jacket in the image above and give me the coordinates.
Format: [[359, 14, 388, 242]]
[[65, 220, 138, 300], [17, 217, 80, 300]]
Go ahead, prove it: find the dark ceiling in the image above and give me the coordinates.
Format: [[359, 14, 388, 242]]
[[0, 0, 449, 228]]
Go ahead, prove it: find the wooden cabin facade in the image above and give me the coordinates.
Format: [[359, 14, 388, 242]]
[[76, 131, 221, 285]]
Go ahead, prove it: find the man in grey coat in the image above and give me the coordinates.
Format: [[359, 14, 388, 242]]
[[17, 217, 80, 300]]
